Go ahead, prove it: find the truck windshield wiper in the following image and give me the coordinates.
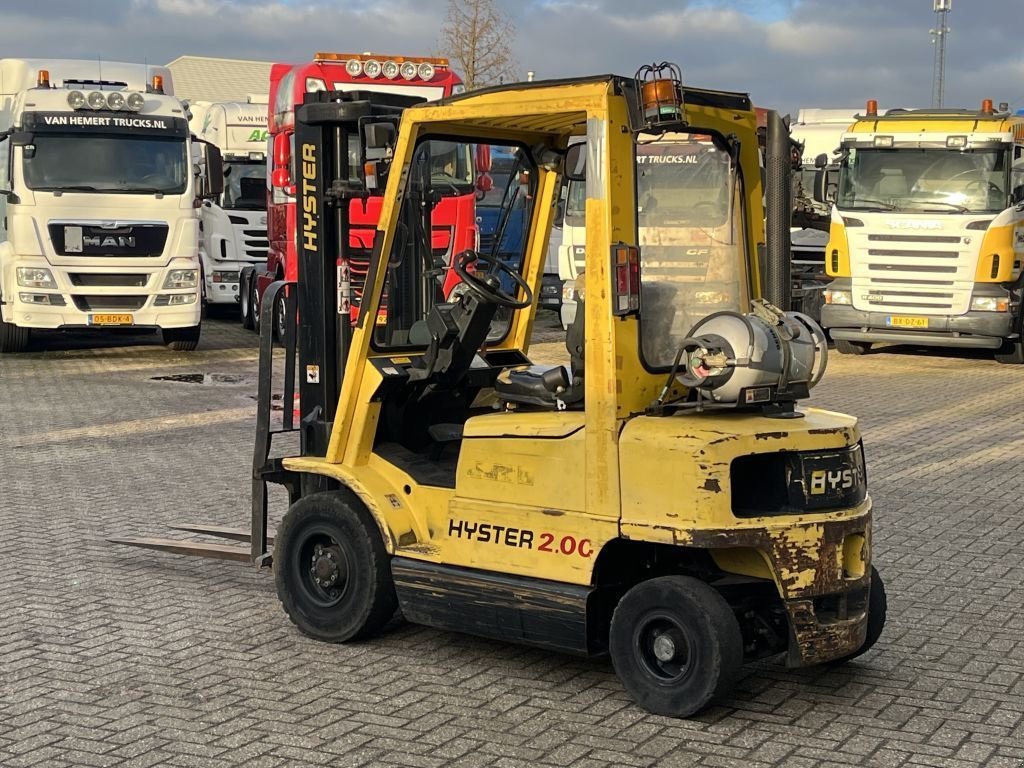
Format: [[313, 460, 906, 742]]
[[904, 199, 969, 213], [46, 185, 102, 193], [844, 198, 897, 211]]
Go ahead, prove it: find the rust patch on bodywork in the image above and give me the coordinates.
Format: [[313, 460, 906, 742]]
[[702, 478, 722, 492], [754, 431, 790, 440]]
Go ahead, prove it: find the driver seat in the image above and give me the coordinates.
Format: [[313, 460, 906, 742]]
[[494, 296, 585, 410]]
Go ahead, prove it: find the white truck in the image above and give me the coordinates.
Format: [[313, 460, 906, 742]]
[[788, 108, 860, 321], [0, 58, 222, 352], [188, 98, 268, 310]]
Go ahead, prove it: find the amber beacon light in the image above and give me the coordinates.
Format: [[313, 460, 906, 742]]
[[634, 61, 685, 129]]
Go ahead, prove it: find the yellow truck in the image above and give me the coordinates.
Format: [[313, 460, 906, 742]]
[[822, 99, 1024, 361], [115, 65, 885, 717]]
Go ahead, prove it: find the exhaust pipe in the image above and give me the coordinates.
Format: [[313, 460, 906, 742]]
[[763, 110, 792, 311]]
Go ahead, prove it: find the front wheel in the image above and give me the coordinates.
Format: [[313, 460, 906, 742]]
[[995, 335, 1024, 365], [0, 316, 30, 353], [250, 278, 262, 336], [162, 324, 201, 351], [835, 339, 871, 356], [609, 576, 743, 718], [240, 272, 254, 330], [274, 492, 397, 643]]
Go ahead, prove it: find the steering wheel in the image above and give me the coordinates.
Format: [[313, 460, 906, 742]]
[[453, 249, 533, 309], [964, 178, 1003, 197]]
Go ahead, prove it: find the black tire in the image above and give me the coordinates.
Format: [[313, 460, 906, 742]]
[[835, 339, 871, 356], [0, 317, 30, 353], [274, 491, 397, 643], [995, 338, 1024, 365], [830, 566, 887, 664], [609, 576, 743, 717], [273, 288, 289, 343], [240, 272, 255, 330], [162, 324, 201, 351], [250, 278, 262, 335]]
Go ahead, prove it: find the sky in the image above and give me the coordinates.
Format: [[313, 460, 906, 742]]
[[0, 0, 1021, 115]]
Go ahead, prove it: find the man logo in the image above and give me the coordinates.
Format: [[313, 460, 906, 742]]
[[84, 235, 136, 248]]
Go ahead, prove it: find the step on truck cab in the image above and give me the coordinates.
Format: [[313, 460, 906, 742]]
[[114, 65, 886, 717], [0, 59, 222, 352], [822, 99, 1024, 361], [189, 98, 269, 307]]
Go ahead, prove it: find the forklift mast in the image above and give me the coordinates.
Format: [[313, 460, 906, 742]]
[[293, 91, 421, 465]]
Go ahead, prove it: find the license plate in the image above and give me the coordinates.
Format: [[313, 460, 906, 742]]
[[886, 315, 928, 328], [89, 313, 133, 326]]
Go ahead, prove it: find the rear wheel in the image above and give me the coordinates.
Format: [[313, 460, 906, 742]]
[[609, 576, 743, 717], [274, 491, 397, 643], [835, 339, 871, 356], [0, 316, 30, 353], [162, 324, 201, 352], [830, 566, 887, 664]]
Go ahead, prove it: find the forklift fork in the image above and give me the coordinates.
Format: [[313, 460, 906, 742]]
[[109, 282, 300, 567]]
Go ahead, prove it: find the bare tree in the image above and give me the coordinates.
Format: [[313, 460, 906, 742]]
[[439, 0, 519, 91]]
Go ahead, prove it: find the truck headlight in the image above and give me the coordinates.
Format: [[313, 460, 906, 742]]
[[16, 267, 56, 289], [163, 269, 198, 289], [562, 282, 577, 302], [154, 293, 197, 306], [824, 288, 852, 305], [212, 270, 240, 283], [970, 296, 1009, 312]]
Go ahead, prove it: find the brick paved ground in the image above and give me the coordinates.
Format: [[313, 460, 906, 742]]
[[1, 311, 1023, 768]]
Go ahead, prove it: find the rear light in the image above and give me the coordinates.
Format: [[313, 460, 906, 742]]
[[611, 243, 640, 316]]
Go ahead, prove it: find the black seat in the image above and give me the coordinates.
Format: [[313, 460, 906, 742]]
[[494, 365, 572, 408], [494, 294, 586, 410]]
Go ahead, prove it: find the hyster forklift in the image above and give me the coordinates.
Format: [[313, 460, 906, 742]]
[[115, 65, 886, 717]]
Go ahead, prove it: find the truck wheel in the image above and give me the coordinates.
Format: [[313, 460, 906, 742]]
[[835, 339, 871, 356], [829, 566, 887, 664], [162, 324, 201, 351], [250, 279, 262, 335], [273, 289, 289, 342], [0, 317, 30, 353], [274, 492, 397, 643], [240, 274, 254, 330], [995, 339, 1024, 365], [609, 576, 743, 717]]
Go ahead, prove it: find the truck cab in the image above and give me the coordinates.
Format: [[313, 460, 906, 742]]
[[822, 100, 1024, 362], [0, 59, 220, 352], [189, 99, 269, 307]]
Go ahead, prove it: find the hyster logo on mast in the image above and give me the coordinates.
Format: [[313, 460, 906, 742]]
[[301, 143, 317, 252]]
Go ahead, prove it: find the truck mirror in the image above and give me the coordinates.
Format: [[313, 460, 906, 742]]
[[364, 122, 395, 151], [203, 144, 224, 198], [10, 131, 34, 147], [813, 168, 838, 204], [564, 143, 585, 182], [271, 167, 291, 189], [814, 153, 828, 169], [273, 132, 291, 167]]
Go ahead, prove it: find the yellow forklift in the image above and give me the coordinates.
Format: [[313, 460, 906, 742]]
[[114, 65, 885, 717]]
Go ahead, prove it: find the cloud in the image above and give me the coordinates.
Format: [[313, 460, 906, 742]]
[[0, 0, 1019, 113]]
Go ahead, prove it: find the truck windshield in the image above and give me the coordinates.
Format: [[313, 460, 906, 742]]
[[223, 160, 266, 210], [23, 135, 188, 194], [837, 147, 1009, 213], [637, 132, 748, 369], [429, 140, 475, 195]]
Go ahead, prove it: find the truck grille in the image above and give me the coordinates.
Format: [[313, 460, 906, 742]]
[[231, 222, 268, 262], [69, 273, 149, 288], [72, 295, 148, 311], [48, 223, 168, 258], [849, 231, 972, 314]]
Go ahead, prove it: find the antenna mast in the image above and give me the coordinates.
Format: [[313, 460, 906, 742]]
[[930, 0, 951, 108]]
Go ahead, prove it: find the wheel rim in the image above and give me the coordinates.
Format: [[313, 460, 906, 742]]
[[293, 526, 351, 608], [633, 611, 695, 683], [240, 281, 250, 321], [275, 294, 287, 340], [251, 282, 261, 329]]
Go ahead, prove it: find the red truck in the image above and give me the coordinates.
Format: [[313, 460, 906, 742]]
[[240, 52, 475, 336]]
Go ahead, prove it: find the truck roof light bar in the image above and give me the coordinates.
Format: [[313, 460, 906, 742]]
[[67, 89, 145, 111], [316, 52, 448, 82]]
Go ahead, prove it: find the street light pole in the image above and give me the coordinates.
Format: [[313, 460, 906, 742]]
[[930, 0, 951, 108]]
